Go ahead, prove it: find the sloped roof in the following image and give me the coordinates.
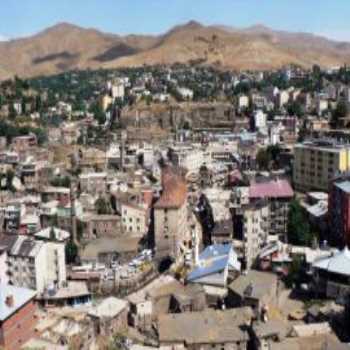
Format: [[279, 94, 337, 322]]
[[229, 270, 277, 300], [0, 284, 36, 321], [187, 244, 241, 285], [313, 247, 350, 276], [88, 297, 128, 318], [158, 308, 252, 344], [249, 180, 294, 199]]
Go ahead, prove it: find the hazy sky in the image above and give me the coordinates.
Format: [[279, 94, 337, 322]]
[[0, 0, 349, 41]]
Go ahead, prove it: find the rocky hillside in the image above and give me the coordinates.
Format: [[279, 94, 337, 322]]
[[1, 21, 350, 80]]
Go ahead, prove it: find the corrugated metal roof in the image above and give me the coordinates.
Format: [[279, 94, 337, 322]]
[[187, 244, 240, 284], [313, 247, 350, 276], [334, 180, 350, 194], [0, 284, 36, 321], [249, 180, 294, 199]]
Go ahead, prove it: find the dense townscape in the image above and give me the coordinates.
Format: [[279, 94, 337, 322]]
[[1, 60, 350, 350]]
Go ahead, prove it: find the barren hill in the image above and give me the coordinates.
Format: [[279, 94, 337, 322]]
[[1, 21, 350, 80]]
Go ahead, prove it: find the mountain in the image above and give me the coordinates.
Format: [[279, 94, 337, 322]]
[[0, 21, 350, 80]]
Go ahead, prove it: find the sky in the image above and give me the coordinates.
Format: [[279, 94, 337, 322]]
[[0, 0, 349, 42]]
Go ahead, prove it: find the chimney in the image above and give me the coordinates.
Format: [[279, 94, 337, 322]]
[[5, 295, 14, 307]]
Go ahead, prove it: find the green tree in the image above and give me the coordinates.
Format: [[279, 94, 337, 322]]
[[89, 102, 106, 125], [286, 101, 304, 117], [65, 240, 78, 264], [49, 227, 56, 241], [95, 197, 111, 215], [287, 199, 312, 246], [256, 148, 270, 170], [256, 145, 282, 170], [331, 101, 348, 129], [284, 255, 304, 288], [50, 175, 71, 188]]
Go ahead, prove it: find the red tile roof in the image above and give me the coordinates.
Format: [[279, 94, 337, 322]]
[[249, 180, 294, 199]]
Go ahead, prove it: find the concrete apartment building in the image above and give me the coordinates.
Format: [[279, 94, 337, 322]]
[[79, 172, 107, 195], [168, 144, 204, 173], [0, 235, 66, 294], [329, 177, 350, 246], [232, 189, 269, 269], [121, 201, 150, 237], [293, 140, 350, 192], [154, 168, 190, 258], [249, 179, 294, 240], [81, 214, 121, 239], [0, 247, 8, 284]]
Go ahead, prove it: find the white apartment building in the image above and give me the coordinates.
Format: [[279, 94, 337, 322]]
[[237, 95, 249, 110], [79, 172, 107, 195], [111, 81, 125, 100], [277, 90, 290, 108], [4, 236, 66, 294], [317, 97, 329, 116], [169, 145, 204, 173], [177, 87, 194, 100], [0, 247, 8, 284], [241, 202, 269, 270], [254, 110, 267, 131], [121, 202, 149, 237]]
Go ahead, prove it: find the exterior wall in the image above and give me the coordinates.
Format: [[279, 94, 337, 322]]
[[79, 174, 107, 195], [329, 183, 350, 246], [154, 202, 189, 258], [34, 246, 47, 294], [171, 149, 204, 173], [7, 242, 66, 294], [121, 203, 149, 236], [85, 216, 121, 239], [0, 300, 37, 350], [8, 255, 37, 291], [160, 341, 247, 350], [45, 242, 67, 289], [0, 250, 8, 284], [241, 204, 269, 269], [92, 308, 128, 337], [268, 198, 290, 237], [293, 144, 350, 192]]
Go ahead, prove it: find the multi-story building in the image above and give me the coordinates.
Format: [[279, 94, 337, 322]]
[[277, 90, 290, 108], [80, 214, 121, 239], [11, 134, 37, 153], [329, 177, 350, 246], [121, 198, 151, 237], [243, 202, 269, 270], [0, 235, 66, 294], [316, 97, 329, 116], [237, 94, 249, 110], [111, 81, 125, 100], [154, 168, 190, 258], [0, 284, 37, 350], [0, 247, 8, 284], [253, 110, 267, 132], [232, 189, 269, 269], [79, 172, 107, 195], [249, 179, 294, 240], [293, 140, 350, 192], [168, 145, 204, 173]]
